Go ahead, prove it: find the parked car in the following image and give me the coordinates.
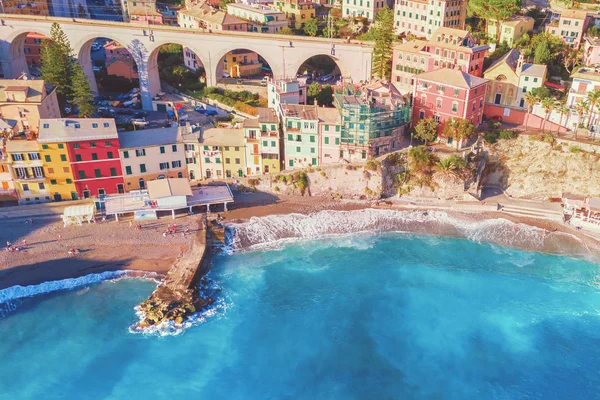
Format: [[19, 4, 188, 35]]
[[204, 109, 218, 116], [92, 66, 103, 73], [132, 118, 149, 127], [91, 43, 103, 52], [194, 106, 206, 113]]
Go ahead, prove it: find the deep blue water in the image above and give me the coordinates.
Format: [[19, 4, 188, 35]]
[[1, 233, 600, 399]]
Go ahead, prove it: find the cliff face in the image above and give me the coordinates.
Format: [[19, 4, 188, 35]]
[[483, 136, 600, 200]]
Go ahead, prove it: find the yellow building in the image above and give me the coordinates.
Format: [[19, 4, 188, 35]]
[[257, 108, 281, 175], [199, 128, 246, 180], [275, 0, 316, 29], [223, 143, 246, 179], [487, 16, 534, 47], [5, 136, 50, 204], [38, 142, 78, 201], [222, 50, 263, 78]]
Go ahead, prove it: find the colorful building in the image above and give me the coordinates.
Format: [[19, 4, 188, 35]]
[[342, 0, 389, 21], [483, 49, 547, 109], [0, 79, 61, 134], [37, 127, 78, 201], [334, 80, 410, 162], [487, 16, 534, 47], [546, 9, 591, 49], [181, 125, 202, 182], [118, 127, 187, 191], [393, 0, 467, 39], [267, 78, 307, 108], [391, 28, 488, 94], [227, 3, 288, 33], [242, 118, 262, 175], [199, 128, 246, 179], [0, 142, 18, 205], [412, 69, 488, 147], [5, 136, 49, 204], [24, 33, 46, 68], [127, 0, 164, 25], [567, 67, 600, 108], [39, 119, 124, 198], [281, 104, 319, 169], [184, 47, 203, 72], [106, 57, 139, 80], [178, 6, 249, 31], [222, 50, 263, 78], [275, 0, 316, 29], [317, 106, 341, 165], [257, 107, 281, 174], [583, 36, 600, 67]]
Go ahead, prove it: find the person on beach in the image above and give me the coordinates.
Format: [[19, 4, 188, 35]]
[[22, 239, 27, 247], [129, 221, 133, 228], [57, 233, 62, 241], [68, 248, 80, 257]]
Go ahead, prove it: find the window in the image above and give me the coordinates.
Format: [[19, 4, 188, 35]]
[[92, 123, 98, 128], [172, 145, 178, 152], [73, 144, 80, 149], [296, 146, 301, 153], [105, 141, 111, 147], [436, 98, 443, 109], [107, 152, 113, 159], [92, 153, 98, 161], [140, 164, 146, 173], [324, 137, 329, 145], [110, 168, 117, 177], [533, 78, 538, 83], [235, 158, 240, 164], [205, 157, 210, 164], [225, 158, 230, 164], [94, 169, 102, 178], [524, 76, 529, 81], [160, 146, 165, 154], [38, 183, 45, 190], [60, 154, 67, 162], [172, 160, 182, 168], [50, 179, 57, 185], [263, 140, 268, 147], [136, 149, 146, 157], [126, 166, 132, 175], [312, 158, 317, 166], [452, 102, 458, 113], [335, 138, 340, 145], [310, 148, 315, 153], [90, 142, 96, 148], [123, 151, 129, 159], [454, 89, 459, 96], [288, 134, 293, 141], [42, 144, 49, 150], [44, 155, 51, 162], [66, 179, 72, 184], [47, 168, 54, 174], [104, 123, 109, 128], [75, 154, 82, 162], [310, 136, 315, 143], [159, 162, 169, 170], [78, 171, 86, 179], [22, 184, 29, 192]]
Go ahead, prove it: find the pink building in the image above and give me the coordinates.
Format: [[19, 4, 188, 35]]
[[412, 68, 488, 147], [391, 27, 488, 94], [127, 1, 164, 25], [393, 0, 467, 39], [104, 41, 133, 62], [317, 107, 341, 165], [546, 9, 591, 49], [583, 36, 600, 66]]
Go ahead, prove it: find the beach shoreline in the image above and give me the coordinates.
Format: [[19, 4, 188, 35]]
[[0, 192, 598, 293]]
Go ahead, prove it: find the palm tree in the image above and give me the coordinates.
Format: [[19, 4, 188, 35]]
[[540, 97, 555, 133], [574, 99, 589, 140], [555, 103, 570, 136], [437, 158, 456, 174], [524, 91, 539, 129], [586, 89, 600, 129]]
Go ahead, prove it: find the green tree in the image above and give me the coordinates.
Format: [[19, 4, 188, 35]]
[[303, 18, 318, 37], [307, 81, 320, 97], [467, 0, 521, 43], [523, 90, 540, 128], [316, 84, 333, 106], [540, 97, 555, 132], [40, 22, 75, 109], [413, 117, 438, 143], [586, 89, 600, 128], [71, 63, 95, 117], [534, 40, 552, 64], [575, 100, 589, 139], [371, 6, 395, 80], [278, 27, 295, 35], [530, 86, 551, 100], [442, 117, 475, 147], [220, 0, 234, 9]]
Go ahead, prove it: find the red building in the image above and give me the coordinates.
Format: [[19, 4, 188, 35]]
[[41, 119, 124, 198], [24, 32, 47, 67], [391, 27, 489, 94], [412, 68, 489, 147]]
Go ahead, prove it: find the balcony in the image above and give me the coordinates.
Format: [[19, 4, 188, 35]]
[[15, 174, 45, 181], [0, 189, 17, 197]]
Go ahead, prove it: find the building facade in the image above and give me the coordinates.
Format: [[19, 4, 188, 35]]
[[227, 3, 288, 33], [483, 49, 547, 109], [24, 33, 46, 68], [583, 36, 600, 67], [391, 28, 488, 94], [118, 127, 186, 191], [281, 104, 319, 169], [221, 49, 263, 78], [393, 0, 467, 39], [412, 68, 488, 147], [546, 9, 591, 49], [178, 6, 249, 31], [567, 67, 600, 108], [342, 0, 389, 21], [257, 107, 281, 174], [5, 137, 48, 204], [0, 142, 18, 205], [198, 128, 246, 179], [275, 0, 316, 29], [317, 107, 342, 165], [37, 131, 78, 201], [267, 78, 307, 108], [0, 79, 61, 134], [335, 80, 410, 161], [487, 16, 534, 47]]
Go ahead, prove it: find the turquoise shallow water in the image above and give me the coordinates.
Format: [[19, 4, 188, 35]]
[[1, 233, 600, 399]]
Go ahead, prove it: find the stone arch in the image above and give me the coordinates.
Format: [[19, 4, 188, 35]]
[[212, 46, 282, 85], [4, 29, 52, 78], [291, 53, 347, 82], [145, 40, 207, 98]]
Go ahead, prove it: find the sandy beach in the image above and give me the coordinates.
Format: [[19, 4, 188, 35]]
[[0, 190, 598, 291]]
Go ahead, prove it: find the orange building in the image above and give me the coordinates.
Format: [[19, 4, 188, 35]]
[[23, 33, 47, 68]]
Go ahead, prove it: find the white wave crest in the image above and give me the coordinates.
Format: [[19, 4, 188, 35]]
[[225, 209, 584, 255], [0, 270, 158, 304]]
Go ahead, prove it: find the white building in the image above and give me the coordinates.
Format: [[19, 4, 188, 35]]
[[342, 0, 389, 21], [227, 3, 288, 33], [267, 78, 307, 109], [393, 0, 466, 39]]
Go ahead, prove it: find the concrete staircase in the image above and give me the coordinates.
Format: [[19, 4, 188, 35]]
[[500, 203, 563, 222]]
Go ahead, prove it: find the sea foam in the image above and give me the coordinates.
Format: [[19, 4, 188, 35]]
[[225, 209, 589, 257]]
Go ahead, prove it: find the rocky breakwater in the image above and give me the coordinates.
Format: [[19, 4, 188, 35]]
[[136, 218, 215, 328]]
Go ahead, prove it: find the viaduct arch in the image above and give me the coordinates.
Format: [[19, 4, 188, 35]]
[[0, 15, 374, 110]]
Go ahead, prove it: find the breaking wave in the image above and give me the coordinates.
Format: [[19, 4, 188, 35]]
[[225, 209, 591, 257]]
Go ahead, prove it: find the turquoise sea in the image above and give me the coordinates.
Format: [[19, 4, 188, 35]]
[[1, 230, 600, 399]]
